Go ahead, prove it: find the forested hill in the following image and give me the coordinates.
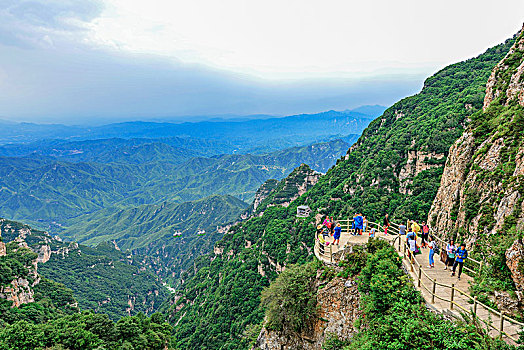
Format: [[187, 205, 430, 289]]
[[0, 218, 175, 349], [161, 33, 518, 349], [61, 195, 248, 286], [0, 218, 168, 321], [0, 138, 350, 231]]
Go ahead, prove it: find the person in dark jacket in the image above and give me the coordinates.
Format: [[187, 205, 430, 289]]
[[451, 243, 468, 280]]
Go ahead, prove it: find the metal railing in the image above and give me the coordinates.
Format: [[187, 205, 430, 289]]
[[314, 218, 399, 264], [420, 223, 485, 276], [384, 234, 523, 342]]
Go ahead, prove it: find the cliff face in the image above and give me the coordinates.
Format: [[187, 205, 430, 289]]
[[253, 276, 360, 350], [429, 27, 524, 238], [428, 27, 524, 296], [253, 164, 321, 214], [0, 219, 41, 307]]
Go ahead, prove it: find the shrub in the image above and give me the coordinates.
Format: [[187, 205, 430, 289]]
[[261, 263, 317, 332]]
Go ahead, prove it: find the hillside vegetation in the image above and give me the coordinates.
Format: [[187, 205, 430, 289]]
[[1, 219, 168, 321], [0, 139, 350, 231], [0, 219, 175, 350], [162, 34, 518, 349]]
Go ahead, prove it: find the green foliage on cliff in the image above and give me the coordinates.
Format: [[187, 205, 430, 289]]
[[1, 218, 168, 321], [296, 36, 515, 224], [163, 203, 315, 349], [39, 243, 169, 321], [261, 262, 317, 332], [0, 243, 37, 286], [343, 241, 515, 350]]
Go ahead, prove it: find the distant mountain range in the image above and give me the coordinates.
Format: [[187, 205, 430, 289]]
[[0, 107, 385, 154], [0, 138, 353, 230]]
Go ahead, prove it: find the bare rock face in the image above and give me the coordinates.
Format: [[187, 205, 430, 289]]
[[0, 231, 5, 257], [484, 26, 524, 110], [428, 27, 524, 239], [253, 277, 360, 350], [506, 240, 524, 297], [398, 149, 445, 195], [428, 131, 477, 234], [0, 277, 35, 307]]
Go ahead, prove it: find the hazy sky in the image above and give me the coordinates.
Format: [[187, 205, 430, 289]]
[[1, 0, 523, 124]]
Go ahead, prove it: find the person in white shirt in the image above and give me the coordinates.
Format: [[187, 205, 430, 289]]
[[444, 240, 456, 270], [428, 236, 436, 268]]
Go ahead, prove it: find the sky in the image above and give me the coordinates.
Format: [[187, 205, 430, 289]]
[[0, 0, 523, 124]]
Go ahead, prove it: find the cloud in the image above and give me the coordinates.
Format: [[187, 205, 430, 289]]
[[0, 0, 104, 48], [0, 41, 423, 123]]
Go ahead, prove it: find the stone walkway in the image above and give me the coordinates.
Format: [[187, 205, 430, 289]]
[[315, 227, 522, 343]]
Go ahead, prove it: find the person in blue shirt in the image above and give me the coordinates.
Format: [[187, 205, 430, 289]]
[[333, 223, 342, 245], [406, 227, 416, 244], [451, 243, 468, 280], [354, 213, 364, 235]]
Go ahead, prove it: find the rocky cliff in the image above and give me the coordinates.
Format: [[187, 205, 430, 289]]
[[429, 26, 524, 238], [428, 26, 524, 298], [253, 274, 360, 350], [253, 164, 321, 215], [0, 219, 41, 307]]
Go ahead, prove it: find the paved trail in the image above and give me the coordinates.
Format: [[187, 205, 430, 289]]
[[315, 228, 521, 342]]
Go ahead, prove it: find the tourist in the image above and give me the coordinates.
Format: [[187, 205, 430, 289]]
[[369, 227, 376, 238], [383, 213, 390, 235], [316, 224, 323, 238], [427, 236, 436, 268], [363, 216, 367, 233], [421, 221, 429, 248], [408, 232, 417, 263], [451, 243, 468, 280], [333, 223, 342, 245], [411, 220, 421, 236], [355, 213, 364, 235], [444, 240, 456, 270], [406, 227, 416, 245], [351, 215, 356, 236], [322, 226, 330, 240], [399, 222, 407, 235]]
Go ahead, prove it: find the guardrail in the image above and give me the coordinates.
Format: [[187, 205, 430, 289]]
[[384, 234, 523, 342], [425, 224, 484, 276], [314, 218, 400, 264]]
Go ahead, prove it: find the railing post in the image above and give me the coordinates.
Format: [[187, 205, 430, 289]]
[[473, 296, 478, 315], [431, 279, 436, 304], [417, 267, 422, 287], [450, 284, 455, 310], [398, 236, 401, 251], [499, 311, 504, 339]]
